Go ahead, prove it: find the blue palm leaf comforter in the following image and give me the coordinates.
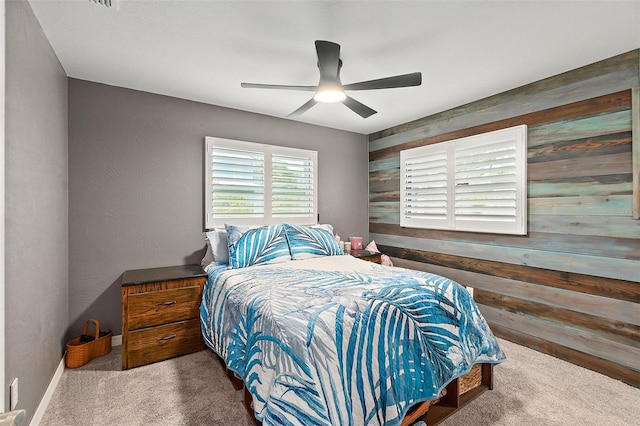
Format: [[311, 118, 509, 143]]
[[201, 255, 505, 425]]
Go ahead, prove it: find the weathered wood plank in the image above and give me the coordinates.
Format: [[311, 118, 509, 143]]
[[369, 168, 399, 183], [369, 222, 640, 260], [488, 322, 640, 387], [369, 203, 399, 224], [388, 258, 639, 326], [527, 110, 631, 148], [386, 253, 640, 303], [528, 195, 633, 217], [633, 87, 640, 219], [479, 305, 640, 370], [528, 214, 640, 238], [527, 131, 631, 163], [528, 174, 632, 198], [369, 154, 399, 173], [528, 152, 632, 181], [372, 233, 640, 282], [474, 289, 640, 345], [369, 215, 399, 224], [370, 89, 633, 159], [369, 201, 399, 212], [369, 190, 399, 203], [369, 177, 399, 194]]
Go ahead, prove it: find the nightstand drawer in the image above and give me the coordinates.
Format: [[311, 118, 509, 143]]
[[121, 264, 207, 370], [127, 286, 201, 330], [126, 319, 202, 369]]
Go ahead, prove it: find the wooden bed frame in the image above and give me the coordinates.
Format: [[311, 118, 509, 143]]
[[220, 354, 494, 426], [401, 363, 494, 425]]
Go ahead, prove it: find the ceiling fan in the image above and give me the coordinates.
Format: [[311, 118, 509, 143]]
[[241, 40, 422, 119]]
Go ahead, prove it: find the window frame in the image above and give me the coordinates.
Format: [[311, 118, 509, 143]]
[[204, 136, 318, 229], [400, 125, 528, 235]]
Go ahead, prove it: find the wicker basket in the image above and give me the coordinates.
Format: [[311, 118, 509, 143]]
[[460, 363, 483, 395], [65, 319, 112, 368]]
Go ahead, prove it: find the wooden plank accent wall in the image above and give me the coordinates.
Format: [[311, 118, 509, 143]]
[[633, 87, 640, 219], [368, 49, 640, 387]]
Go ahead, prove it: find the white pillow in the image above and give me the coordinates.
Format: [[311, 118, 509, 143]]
[[200, 243, 214, 268], [310, 223, 334, 235], [208, 228, 230, 262], [201, 228, 230, 269]]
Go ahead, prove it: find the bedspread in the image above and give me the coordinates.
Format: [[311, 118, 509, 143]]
[[200, 255, 505, 426]]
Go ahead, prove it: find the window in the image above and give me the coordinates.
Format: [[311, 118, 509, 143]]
[[204, 137, 317, 229], [400, 125, 527, 235]]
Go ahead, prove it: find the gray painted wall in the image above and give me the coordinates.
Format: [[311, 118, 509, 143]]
[[68, 79, 368, 336], [5, 0, 69, 421]]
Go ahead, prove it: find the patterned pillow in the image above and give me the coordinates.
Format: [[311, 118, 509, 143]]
[[284, 223, 344, 260], [225, 224, 292, 269]]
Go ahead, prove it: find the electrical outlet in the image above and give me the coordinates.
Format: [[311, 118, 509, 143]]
[[10, 378, 18, 410]]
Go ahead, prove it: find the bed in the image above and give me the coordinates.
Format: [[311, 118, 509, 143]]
[[200, 223, 505, 425]]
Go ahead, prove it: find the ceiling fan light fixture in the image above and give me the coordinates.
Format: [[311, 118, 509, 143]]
[[241, 40, 421, 118], [313, 84, 346, 103]]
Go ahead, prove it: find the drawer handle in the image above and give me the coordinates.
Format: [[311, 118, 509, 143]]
[[156, 300, 176, 306], [157, 334, 177, 341]]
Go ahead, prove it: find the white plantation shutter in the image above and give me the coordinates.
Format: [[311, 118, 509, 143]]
[[205, 137, 317, 228], [455, 139, 518, 225], [210, 146, 265, 220], [401, 125, 527, 235], [271, 148, 316, 222], [401, 147, 450, 228]]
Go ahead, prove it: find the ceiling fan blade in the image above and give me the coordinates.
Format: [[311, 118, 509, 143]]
[[343, 96, 377, 118], [315, 40, 342, 82], [241, 82, 316, 91], [287, 98, 318, 117], [343, 72, 422, 91]]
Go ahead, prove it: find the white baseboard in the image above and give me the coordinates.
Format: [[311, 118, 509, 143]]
[[112, 334, 122, 347], [29, 334, 122, 426], [29, 356, 64, 426]]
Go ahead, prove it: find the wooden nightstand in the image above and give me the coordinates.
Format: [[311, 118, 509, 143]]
[[121, 264, 207, 370], [352, 250, 382, 264]]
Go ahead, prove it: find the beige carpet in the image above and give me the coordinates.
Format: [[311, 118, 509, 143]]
[[40, 338, 639, 425]]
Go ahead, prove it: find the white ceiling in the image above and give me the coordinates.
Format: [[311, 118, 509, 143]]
[[28, 0, 640, 135]]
